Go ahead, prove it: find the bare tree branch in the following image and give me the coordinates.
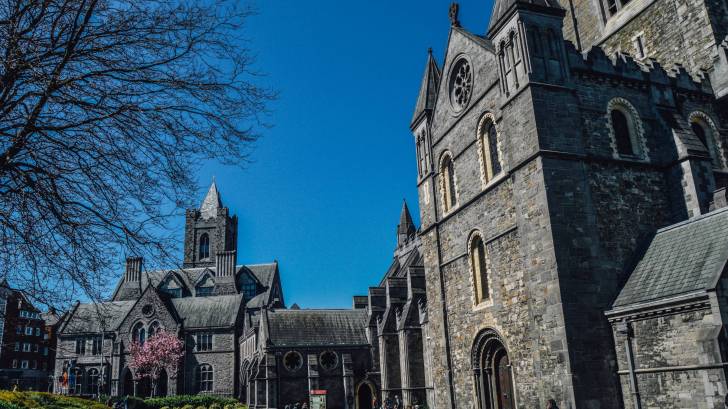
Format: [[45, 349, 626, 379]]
[[0, 0, 274, 309]]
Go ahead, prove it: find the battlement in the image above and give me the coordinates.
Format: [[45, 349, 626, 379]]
[[566, 42, 714, 96]]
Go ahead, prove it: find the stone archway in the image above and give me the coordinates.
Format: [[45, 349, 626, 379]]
[[356, 381, 375, 409], [121, 369, 134, 397], [472, 329, 516, 409], [156, 369, 168, 397]]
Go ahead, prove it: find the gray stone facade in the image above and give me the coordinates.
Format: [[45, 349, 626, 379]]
[[409, 1, 728, 408], [54, 183, 283, 399]]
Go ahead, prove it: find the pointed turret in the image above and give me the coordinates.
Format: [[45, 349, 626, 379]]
[[183, 180, 238, 268], [200, 180, 223, 219], [487, 0, 563, 37], [410, 49, 442, 129], [397, 200, 416, 246]]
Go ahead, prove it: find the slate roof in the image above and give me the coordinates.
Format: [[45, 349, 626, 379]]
[[487, 0, 563, 34], [111, 263, 277, 304], [265, 309, 368, 348], [200, 181, 223, 219], [171, 294, 244, 328], [61, 301, 136, 334], [612, 207, 728, 309], [411, 49, 441, 126]]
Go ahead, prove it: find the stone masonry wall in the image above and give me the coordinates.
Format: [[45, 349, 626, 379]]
[[600, 0, 722, 83], [611, 306, 726, 409]]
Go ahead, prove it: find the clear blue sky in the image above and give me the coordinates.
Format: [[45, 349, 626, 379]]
[[193, 0, 495, 308]]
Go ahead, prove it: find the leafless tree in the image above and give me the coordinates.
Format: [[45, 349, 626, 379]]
[[0, 0, 273, 308]]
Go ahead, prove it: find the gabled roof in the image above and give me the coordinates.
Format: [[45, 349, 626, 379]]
[[612, 207, 728, 309], [411, 49, 441, 127], [264, 309, 368, 348], [171, 294, 243, 328], [200, 180, 223, 219], [61, 301, 136, 334], [487, 0, 563, 35], [111, 263, 278, 305]]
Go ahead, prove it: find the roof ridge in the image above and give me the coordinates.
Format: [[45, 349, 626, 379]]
[[656, 206, 728, 234]]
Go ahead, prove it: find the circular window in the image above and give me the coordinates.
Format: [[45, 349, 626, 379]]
[[449, 58, 473, 112], [319, 350, 338, 371], [141, 304, 154, 317], [283, 351, 303, 372]]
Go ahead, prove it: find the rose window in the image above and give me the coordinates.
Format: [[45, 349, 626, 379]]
[[319, 350, 338, 370], [283, 351, 303, 372], [449, 58, 473, 112]]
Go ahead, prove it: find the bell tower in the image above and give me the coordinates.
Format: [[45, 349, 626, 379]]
[[183, 181, 238, 268]]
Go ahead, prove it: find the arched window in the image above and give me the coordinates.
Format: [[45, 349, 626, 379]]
[[470, 234, 489, 305], [528, 27, 542, 57], [611, 109, 634, 155], [86, 368, 100, 395], [690, 114, 723, 168], [440, 154, 457, 212], [199, 233, 210, 260], [132, 322, 146, 345], [478, 115, 502, 184], [607, 98, 644, 158], [148, 322, 160, 338], [196, 364, 214, 392]]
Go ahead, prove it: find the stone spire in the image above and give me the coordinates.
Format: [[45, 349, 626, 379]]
[[200, 179, 223, 219], [410, 48, 442, 128], [397, 200, 416, 246], [487, 0, 563, 36]]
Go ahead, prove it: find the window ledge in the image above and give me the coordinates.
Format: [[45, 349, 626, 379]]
[[473, 299, 494, 312]]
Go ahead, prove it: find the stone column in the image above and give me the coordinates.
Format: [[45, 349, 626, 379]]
[[398, 329, 412, 407], [342, 354, 354, 409], [307, 354, 320, 393], [265, 352, 278, 409]]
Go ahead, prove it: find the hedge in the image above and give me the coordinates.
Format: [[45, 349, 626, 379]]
[[0, 391, 108, 409], [143, 395, 242, 409]]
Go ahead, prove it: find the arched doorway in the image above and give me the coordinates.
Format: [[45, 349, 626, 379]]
[[121, 369, 134, 397], [156, 369, 168, 397], [472, 329, 516, 409], [356, 382, 374, 409]]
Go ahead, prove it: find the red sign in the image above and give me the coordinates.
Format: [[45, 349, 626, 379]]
[[310, 390, 327, 395]]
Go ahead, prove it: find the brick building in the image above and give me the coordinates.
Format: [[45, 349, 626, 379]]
[[407, 1, 728, 408], [0, 279, 60, 391]]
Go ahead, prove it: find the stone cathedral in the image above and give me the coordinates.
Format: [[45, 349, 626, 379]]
[[408, 0, 728, 409]]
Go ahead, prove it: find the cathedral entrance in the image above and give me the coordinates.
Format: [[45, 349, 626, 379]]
[[121, 369, 134, 397], [156, 369, 168, 397], [472, 329, 516, 409], [356, 382, 374, 409]]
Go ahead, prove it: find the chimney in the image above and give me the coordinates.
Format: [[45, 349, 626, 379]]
[[125, 257, 143, 282], [215, 250, 236, 277], [709, 187, 728, 211]]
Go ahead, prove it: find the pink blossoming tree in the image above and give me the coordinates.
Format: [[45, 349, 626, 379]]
[[128, 329, 184, 396]]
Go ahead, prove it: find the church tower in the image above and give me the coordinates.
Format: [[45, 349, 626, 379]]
[[183, 181, 238, 268]]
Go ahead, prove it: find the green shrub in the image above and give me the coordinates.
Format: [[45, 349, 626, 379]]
[[209, 404, 222, 409], [0, 391, 109, 408], [194, 406, 205, 409], [180, 405, 194, 409], [144, 395, 238, 409]]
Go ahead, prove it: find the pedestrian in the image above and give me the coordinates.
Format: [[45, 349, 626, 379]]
[[546, 399, 559, 409], [12, 383, 18, 392]]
